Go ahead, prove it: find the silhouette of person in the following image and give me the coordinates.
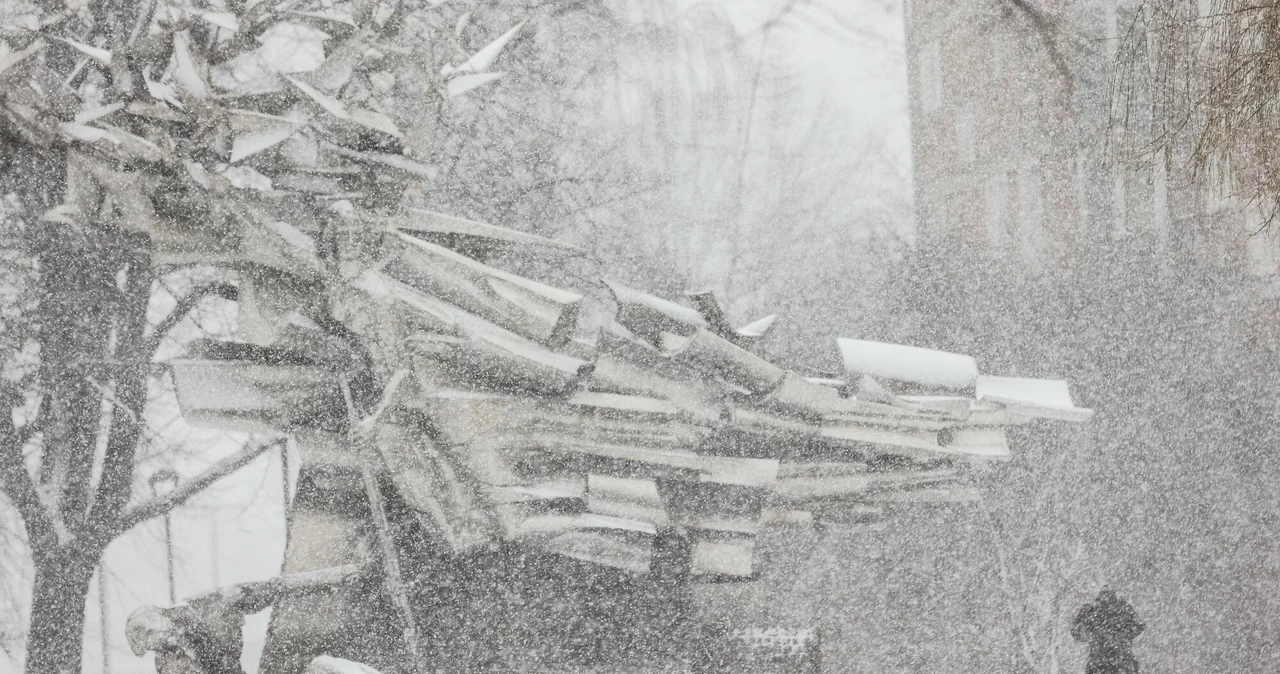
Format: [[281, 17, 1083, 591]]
[[1071, 588, 1145, 674]]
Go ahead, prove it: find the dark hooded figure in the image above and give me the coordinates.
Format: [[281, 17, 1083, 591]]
[[1071, 589, 1145, 674]]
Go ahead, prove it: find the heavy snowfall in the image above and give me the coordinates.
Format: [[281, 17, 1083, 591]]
[[1, 0, 1279, 673]]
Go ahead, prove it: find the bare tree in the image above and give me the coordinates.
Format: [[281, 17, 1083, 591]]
[[0, 1, 560, 671], [0, 137, 280, 674], [1111, 1, 1280, 218]]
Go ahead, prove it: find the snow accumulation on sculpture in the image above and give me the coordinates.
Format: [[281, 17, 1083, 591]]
[[0, 3, 1091, 672], [130, 204, 1094, 674]]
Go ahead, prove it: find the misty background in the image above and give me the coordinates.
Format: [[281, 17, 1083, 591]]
[[4, 0, 1280, 672]]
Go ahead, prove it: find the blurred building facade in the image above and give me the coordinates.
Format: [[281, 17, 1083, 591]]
[[896, 5, 1280, 673], [902, 0, 1277, 282]]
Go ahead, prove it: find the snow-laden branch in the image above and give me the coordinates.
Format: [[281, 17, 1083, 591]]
[[113, 438, 282, 535]]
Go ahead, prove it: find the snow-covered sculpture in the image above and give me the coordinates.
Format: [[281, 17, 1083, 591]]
[[167, 221, 1094, 576], [149, 212, 1093, 672]]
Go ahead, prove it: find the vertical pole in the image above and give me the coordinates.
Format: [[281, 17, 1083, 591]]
[[98, 563, 109, 674], [164, 512, 175, 604], [149, 470, 181, 605], [210, 518, 221, 588], [281, 441, 292, 544]]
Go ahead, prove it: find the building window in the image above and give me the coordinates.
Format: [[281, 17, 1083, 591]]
[[955, 103, 976, 163], [919, 41, 942, 113], [1245, 205, 1280, 279], [1112, 162, 1155, 234], [922, 209, 946, 244], [1018, 160, 1045, 262], [984, 171, 1009, 249]]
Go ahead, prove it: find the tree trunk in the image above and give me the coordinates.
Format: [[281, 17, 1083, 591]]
[[25, 550, 96, 674]]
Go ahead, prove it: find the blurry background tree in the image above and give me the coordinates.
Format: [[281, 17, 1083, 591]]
[[490, 0, 913, 368], [1111, 0, 1280, 219], [876, 1, 1280, 667]]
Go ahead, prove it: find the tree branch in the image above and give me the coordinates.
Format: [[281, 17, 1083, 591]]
[[112, 438, 281, 536], [0, 398, 58, 553], [125, 561, 373, 673], [77, 250, 155, 542], [143, 282, 239, 357], [4, 390, 47, 452]]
